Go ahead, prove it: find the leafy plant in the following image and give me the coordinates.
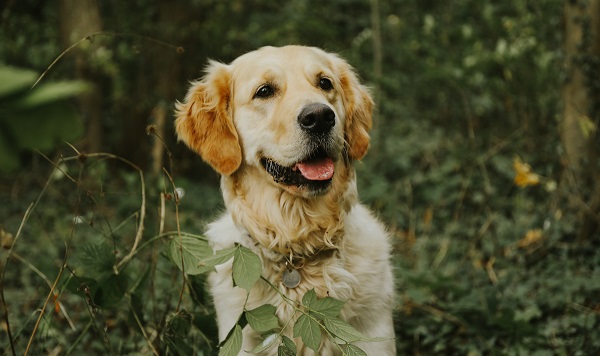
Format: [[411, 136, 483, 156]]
[[0, 66, 88, 174], [167, 238, 388, 355]]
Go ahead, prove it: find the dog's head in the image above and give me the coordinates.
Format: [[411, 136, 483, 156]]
[[175, 46, 373, 197]]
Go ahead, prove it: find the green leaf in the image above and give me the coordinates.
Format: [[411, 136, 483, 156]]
[[96, 272, 129, 307], [281, 335, 297, 353], [164, 310, 194, 354], [0, 135, 19, 174], [323, 317, 387, 343], [342, 344, 367, 356], [165, 310, 193, 336], [293, 314, 322, 352], [302, 289, 345, 320], [278, 344, 296, 356], [245, 304, 279, 333], [78, 242, 116, 277], [168, 234, 214, 275], [232, 245, 262, 291], [9, 81, 90, 109], [199, 247, 236, 269], [277, 335, 297, 355], [302, 289, 319, 308], [0, 66, 36, 98], [249, 332, 279, 354], [3, 102, 83, 152], [218, 324, 243, 356]]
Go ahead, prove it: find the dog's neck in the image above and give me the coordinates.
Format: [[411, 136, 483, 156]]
[[220, 164, 357, 257]]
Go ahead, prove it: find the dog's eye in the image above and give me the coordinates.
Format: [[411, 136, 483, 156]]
[[319, 78, 333, 91], [254, 84, 275, 99]]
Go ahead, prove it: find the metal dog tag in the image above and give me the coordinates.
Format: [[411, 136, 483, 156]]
[[282, 269, 301, 288]]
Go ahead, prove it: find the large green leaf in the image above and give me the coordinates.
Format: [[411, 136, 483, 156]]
[[3, 102, 83, 152], [342, 344, 367, 356], [323, 317, 363, 343], [323, 317, 387, 344], [278, 343, 296, 356], [96, 272, 129, 307], [302, 289, 345, 320], [231, 245, 261, 291], [245, 304, 279, 333], [293, 314, 322, 352], [199, 247, 236, 270], [218, 324, 242, 356], [78, 242, 116, 277], [278, 335, 297, 356], [0, 66, 89, 174], [0, 66, 36, 98], [0, 137, 19, 173], [9, 81, 90, 109], [168, 234, 214, 275]]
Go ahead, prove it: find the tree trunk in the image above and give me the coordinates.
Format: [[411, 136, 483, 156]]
[[562, 0, 600, 238], [369, 0, 383, 153], [150, 1, 185, 176], [59, 0, 104, 153]]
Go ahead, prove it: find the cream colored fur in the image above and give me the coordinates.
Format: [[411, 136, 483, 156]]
[[175, 46, 396, 355]]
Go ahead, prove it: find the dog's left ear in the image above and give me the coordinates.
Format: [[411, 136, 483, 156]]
[[336, 59, 374, 161], [175, 61, 242, 176]]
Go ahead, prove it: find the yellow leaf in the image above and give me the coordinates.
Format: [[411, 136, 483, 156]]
[[518, 229, 543, 249], [578, 114, 597, 139], [513, 156, 540, 188]]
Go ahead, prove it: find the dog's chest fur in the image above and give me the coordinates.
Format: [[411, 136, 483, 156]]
[[206, 204, 395, 355]]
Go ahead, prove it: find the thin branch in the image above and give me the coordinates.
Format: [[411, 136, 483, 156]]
[[0, 202, 33, 356], [12, 253, 76, 330], [24, 255, 68, 355], [32, 31, 183, 89], [128, 295, 160, 355]]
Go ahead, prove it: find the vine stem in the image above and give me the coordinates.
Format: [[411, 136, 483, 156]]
[[32, 31, 182, 89], [258, 277, 348, 354], [24, 252, 68, 355], [128, 295, 160, 355], [45, 151, 146, 271], [1, 155, 65, 355]]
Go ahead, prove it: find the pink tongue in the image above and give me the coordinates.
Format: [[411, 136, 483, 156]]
[[296, 157, 335, 181]]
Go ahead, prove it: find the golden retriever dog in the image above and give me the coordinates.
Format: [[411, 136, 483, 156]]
[[175, 45, 395, 355]]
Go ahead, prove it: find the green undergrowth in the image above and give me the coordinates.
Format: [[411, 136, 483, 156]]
[[1, 135, 599, 355]]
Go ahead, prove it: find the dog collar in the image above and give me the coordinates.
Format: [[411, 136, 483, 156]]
[[244, 234, 338, 289]]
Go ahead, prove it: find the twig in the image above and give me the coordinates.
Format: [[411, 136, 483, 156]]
[[161, 168, 186, 311], [128, 295, 160, 355], [45, 150, 149, 272], [259, 276, 349, 354], [159, 193, 166, 235], [65, 265, 112, 352], [0, 202, 33, 356], [12, 253, 76, 330], [32, 31, 183, 89], [1, 158, 67, 354], [24, 255, 68, 355], [67, 153, 148, 271]]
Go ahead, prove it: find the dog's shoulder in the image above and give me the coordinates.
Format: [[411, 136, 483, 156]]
[[204, 212, 242, 250], [345, 203, 392, 252]]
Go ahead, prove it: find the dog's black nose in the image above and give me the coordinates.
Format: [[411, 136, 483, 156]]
[[298, 103, 335, 134]]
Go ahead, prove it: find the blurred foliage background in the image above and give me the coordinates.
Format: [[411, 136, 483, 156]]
[[1, 0, 600, 354]]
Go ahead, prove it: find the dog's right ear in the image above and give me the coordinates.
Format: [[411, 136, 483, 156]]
[[175, 61, 242, 176]]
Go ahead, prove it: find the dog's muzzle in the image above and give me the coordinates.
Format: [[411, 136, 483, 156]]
[[261, 103, 339, 194], [260, 147, 334, 192]]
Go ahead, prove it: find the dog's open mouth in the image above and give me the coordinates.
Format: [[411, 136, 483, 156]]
[[260, 149, 334, 191]]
